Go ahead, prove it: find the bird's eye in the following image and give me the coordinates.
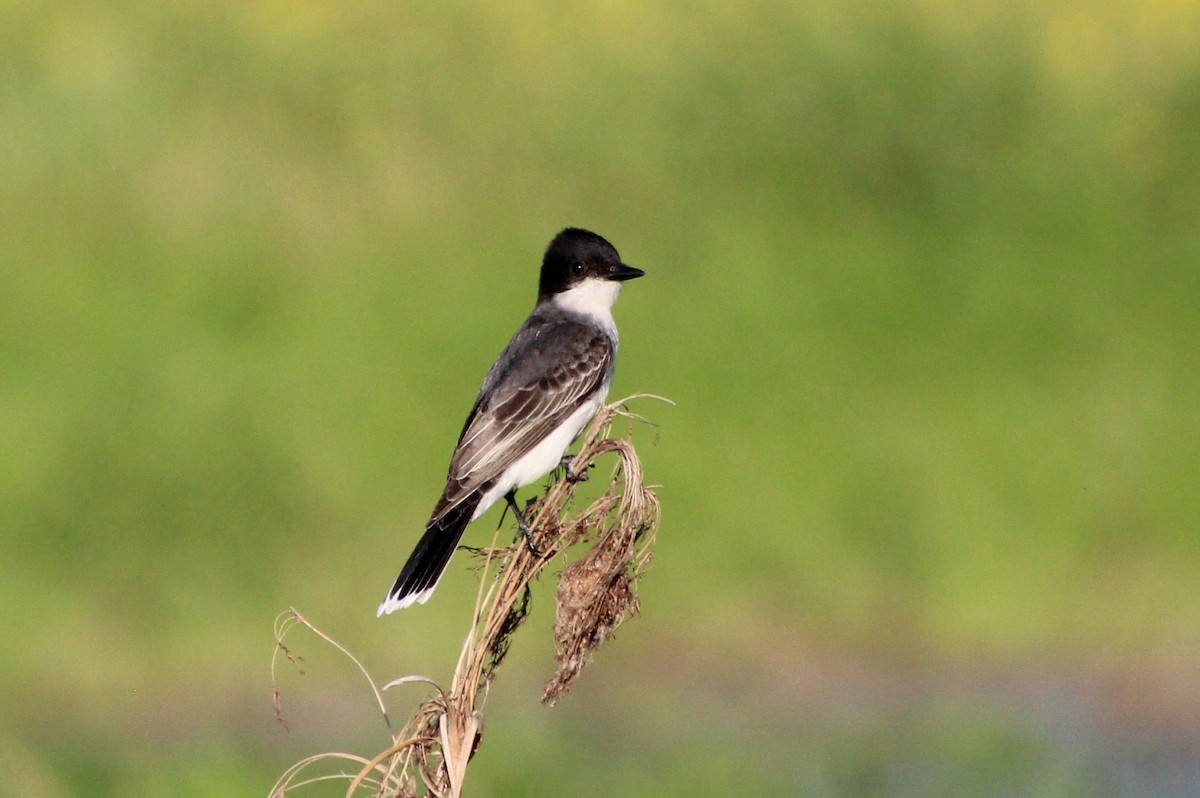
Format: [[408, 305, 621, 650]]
[[571, 262, 585, 275]]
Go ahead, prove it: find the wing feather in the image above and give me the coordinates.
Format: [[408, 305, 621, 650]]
[[432, 317, 613, 520]]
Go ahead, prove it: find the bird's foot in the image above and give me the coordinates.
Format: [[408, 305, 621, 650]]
[[559, 454, 593, 483], [504, 491, 543, 555]]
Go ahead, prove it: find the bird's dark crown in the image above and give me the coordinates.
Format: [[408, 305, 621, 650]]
[[538, 228, 624, 301]]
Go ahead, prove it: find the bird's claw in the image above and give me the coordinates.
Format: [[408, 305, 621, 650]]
[[560, 455, 593, 483], [505, 491, 544, 555]]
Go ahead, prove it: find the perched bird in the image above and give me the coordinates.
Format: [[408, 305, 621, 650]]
[[378, 228, 644, 614]]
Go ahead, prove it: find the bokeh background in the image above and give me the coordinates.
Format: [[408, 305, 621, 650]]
[[3, 1, 1199, 795]]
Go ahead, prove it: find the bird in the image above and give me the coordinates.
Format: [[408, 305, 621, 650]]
[[377, 228, 644, 615]]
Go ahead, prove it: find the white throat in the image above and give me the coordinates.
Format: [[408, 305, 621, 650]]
[[551, 278, 621, 339]]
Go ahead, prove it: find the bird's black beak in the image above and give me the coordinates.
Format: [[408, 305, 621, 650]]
[[607, 263, 645, 281]]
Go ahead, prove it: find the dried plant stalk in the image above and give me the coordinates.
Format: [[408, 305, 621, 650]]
[[271, 395, 666, 798], [543, 433, 659, 705]]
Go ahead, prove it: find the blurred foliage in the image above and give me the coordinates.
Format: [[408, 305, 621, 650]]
[[2, 0, 1199, 795]]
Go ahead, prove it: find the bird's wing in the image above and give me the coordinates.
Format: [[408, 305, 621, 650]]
[[432, 317, 612, 519]]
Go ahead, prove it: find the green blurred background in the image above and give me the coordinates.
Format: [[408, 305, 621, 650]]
[[3, 1, 1199, 795]]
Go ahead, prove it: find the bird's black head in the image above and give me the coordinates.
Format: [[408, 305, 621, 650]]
[[538, 228, 644, 302]]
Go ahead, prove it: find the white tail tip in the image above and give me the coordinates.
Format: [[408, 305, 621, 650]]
[[376, 586, 436, 616]]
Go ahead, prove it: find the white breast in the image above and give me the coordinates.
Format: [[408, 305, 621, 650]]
[[472, 391, 606, 520]]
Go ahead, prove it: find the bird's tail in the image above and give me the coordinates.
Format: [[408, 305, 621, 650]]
[[377, 493, 483, 615]]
